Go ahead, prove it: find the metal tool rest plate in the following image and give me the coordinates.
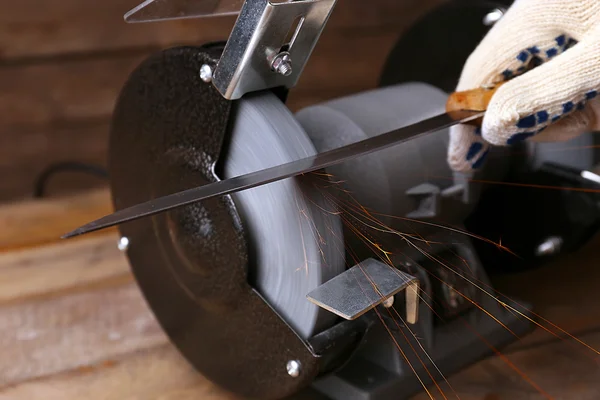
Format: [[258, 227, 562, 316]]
[[307, 259, 419, 322]]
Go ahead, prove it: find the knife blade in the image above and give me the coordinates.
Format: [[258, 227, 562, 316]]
[[62, 110, 482, 238], [62, 83, 502, 239]]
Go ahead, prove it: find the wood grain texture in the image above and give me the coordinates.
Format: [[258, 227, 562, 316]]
[[0, 30, 406, 130], [0, 283, 164, 386], [411, 331, 600, 400], [0, 122, 109, 200], [0, 234, 129, 305], [493, 235, 600, 351], [0, 188, 114, 251], [0, 345, 239, 400]]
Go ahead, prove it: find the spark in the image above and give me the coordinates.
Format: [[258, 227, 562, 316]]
[[300, 163, 600, 397]]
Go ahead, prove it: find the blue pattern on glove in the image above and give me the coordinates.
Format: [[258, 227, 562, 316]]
[[506, 131, 535, 145], [472, 149, 489, 169], [563, 101, 574, 113], [464, 34, 598, 166], [546, 48, 558, 58], [504, 91, 597, 146], [516, 115, 537, 128], [466, 142, 483, 161], [502, 69, 514, 80], [536, 110, 549, 123], [517, 51, 529, 63], [501, 35, 579, 83]]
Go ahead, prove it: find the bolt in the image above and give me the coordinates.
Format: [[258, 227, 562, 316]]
[[382, 296, 394, 308], [271, 52, 293, 76], [200, 64, 213, 83], [286, 360, 301, 378], [118, 236, 130, 251], [483, 8, 505, 26], [535, 236, 563, 257]]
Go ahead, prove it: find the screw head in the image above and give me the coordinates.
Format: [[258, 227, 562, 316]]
[[483, 8, 505, 26], [382, 296, 394, 308], [271, 52, 293, 77], [535, 236, 563, 257], [118, 236, 130, 251], [200, 64, 213, 83], [286, 360, 301, 378]]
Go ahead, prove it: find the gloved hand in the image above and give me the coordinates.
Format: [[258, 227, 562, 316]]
[[448, 0, 600, 172]]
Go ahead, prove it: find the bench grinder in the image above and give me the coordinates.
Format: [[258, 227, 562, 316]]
[[87, 0, 600, 399]]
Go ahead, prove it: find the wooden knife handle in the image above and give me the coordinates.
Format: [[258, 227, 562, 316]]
[[446, 82, 505, 126]]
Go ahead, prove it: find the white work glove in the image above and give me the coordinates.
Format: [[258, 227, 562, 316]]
[[448, 0, 600, 172]]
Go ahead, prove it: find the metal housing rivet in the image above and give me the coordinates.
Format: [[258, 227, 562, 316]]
[[483, 8, 505, 26], [200, 64, 213, 83], [536, 236, 563, 257], [118, 236, 130, 251], [286, 360, 301, 378]]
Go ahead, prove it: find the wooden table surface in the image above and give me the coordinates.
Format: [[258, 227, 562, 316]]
[[0, 187, 599, 400]]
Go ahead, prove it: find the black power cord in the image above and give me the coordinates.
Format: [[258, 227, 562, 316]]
[[33, 161, 108, 199]]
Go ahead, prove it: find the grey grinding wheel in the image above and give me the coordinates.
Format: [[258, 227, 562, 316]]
[[221, 91, 346, 339], [294, 83, 454, 237]]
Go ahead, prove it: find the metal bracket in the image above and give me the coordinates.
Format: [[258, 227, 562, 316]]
[[213, 0, 338, 99], [124, 0, 337, 99], [124, 0, 245, 23], [405, 183, 441, 219], [306, 258, 420, 324]]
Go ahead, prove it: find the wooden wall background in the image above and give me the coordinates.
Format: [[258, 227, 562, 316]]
[[0, 0, 448, 202]]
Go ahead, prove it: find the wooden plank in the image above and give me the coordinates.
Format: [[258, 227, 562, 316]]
[[0, 56, 146, 130], [0, 188, 114, 251], [0, 122, 109, 201], [4, 330, 599, 400], [0, 282, 165, 386], [0, 234, 128, 305], [0, 0, 445, 60], [0, 192, 160, 386], [493, 235, 600, 351], [0, 345, 239, 400], [411, 331, 600, 400]]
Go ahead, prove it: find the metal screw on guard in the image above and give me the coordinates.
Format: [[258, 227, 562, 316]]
[[271, 51, 293, 76]]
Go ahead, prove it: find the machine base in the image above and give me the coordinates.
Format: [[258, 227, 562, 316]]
[[302, 234, 535, 400], [309, 296, 533, 400]]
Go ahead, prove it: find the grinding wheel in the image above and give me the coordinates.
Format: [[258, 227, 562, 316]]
[[222, 91, 345, 339]]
